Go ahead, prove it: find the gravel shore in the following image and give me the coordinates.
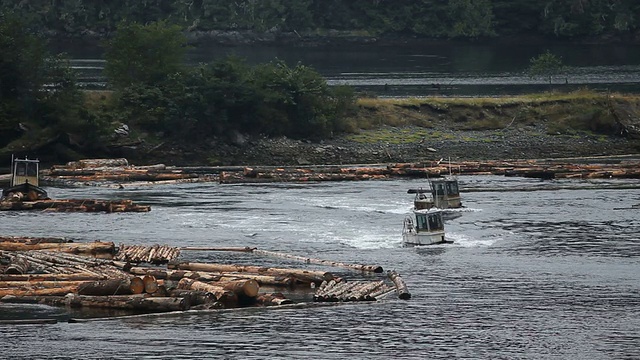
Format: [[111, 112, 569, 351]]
[[211, 126, 639, 166]]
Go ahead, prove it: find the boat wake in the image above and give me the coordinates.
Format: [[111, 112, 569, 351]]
[[446, 232, 498, 247]]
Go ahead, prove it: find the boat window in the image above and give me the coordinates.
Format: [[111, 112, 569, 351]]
[[15, 162, 26, 176], [432, 183, 445, 196], [26, 163, 37, 176], [416, 214, 428, 231], [446, 181, 459, 195], [428, 213, 444, 231]]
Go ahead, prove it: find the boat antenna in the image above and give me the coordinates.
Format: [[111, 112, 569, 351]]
[[448, 157, 452, 176]]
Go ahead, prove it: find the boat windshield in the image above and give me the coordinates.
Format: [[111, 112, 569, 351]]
[[427, 213, 444, 231], [416, 212, 443, 231], [416, 213, 428, 231], [432, 182, 445, 196], [15, 162, 27, 176], [446, 181, 459, 196]]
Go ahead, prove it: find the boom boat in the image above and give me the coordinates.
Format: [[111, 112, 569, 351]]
[[402, 208, 449, 246], [1, 156, 49, 201], [408, 176, 462, 210]]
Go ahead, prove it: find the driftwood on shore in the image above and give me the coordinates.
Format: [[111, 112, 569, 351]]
[[0, 237, 409, 320]]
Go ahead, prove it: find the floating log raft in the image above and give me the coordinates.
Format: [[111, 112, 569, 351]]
[[0, 241, 115, 255], [167, 261, 334, 285], [41, 158, 217, 187], [115, 244, 181, 264], [313, 279, 395, 302], [251, 249, 384, 273], [0, 198, 150, 212], [32, 156, 640, 189], [217, 158, 640, 183], [1, 239, 410, 320]]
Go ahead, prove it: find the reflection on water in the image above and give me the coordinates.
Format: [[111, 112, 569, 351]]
[[54, 41, 640, 96]]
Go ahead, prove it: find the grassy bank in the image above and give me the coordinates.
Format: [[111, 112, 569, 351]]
[[346, 90, 640, 144]]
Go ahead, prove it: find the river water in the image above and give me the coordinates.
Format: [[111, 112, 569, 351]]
[[1, 175, 639, 359], [57, 41, 640, 97]]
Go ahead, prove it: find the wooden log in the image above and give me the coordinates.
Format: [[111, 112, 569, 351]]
[[168, 261, 333, 284], [0, 285, 78, 297], [180, 246, 256, 252], [124, 267, 297, 287], [0, 295, 69, 306], [0, 279, 132, 296], [0, 241, 115, 254], [76, 279, 133, 296], [64, 294, 188, 312], [251, 249, 383, 273], [387, 270, 411, 300], [219, 279, 260, 298], [142, 274, 158, 294], [369, 284, 396, 300], [177, 278, 237, 306], [130, 277, 145, 294], [0, 236, 70, 244], [168, 289, 216, 306], [0, 273, 108, 282], [255, 293, 293, 306], [4, 256, 30, 275], [348, 280, 385, 301]]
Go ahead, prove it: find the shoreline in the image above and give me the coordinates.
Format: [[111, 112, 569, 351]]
[[48, 30, 640, 50]]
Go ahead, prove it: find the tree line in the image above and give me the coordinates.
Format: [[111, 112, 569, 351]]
[[0, 16, 356, 156], [1, 0, 638, 40]]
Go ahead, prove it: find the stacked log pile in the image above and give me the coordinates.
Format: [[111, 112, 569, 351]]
[[387, 158, 640, 179], [313, 279, 395, 302], [31, 156, 640, 188], [115, 244, 180, 264], [0, 238, 410, 321], [41, 158, 217, 187], [217, 157, 640, 184]]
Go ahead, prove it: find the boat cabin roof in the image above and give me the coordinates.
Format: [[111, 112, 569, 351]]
[[413, 208, 443, 215]]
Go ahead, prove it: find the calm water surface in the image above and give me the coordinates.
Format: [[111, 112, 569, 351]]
[[57, 41, 640, 96], [1, 175, 639, 359]]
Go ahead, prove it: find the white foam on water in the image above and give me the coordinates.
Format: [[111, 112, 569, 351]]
[[446, 231, 498, 247]]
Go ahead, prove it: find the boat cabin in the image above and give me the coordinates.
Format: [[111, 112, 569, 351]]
[[408, 177, 462, 210], [414, 209, 444, 233], [10, 157, 40, 187], [402, 208, 447, 246], [1, 156, 48, 201], [430, 178, 461, 208]]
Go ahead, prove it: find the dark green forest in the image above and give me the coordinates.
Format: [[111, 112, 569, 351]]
[[0, 17, 357, 162], [1, 0, 638, 40]]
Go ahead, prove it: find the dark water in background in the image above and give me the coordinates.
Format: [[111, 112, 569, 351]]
[[57, 41, 640, 97], [1, 175, 640, 359]]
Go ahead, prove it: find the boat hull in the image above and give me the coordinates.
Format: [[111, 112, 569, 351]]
[[1, 183, 49, 201], [402, 231, 447, 246]]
